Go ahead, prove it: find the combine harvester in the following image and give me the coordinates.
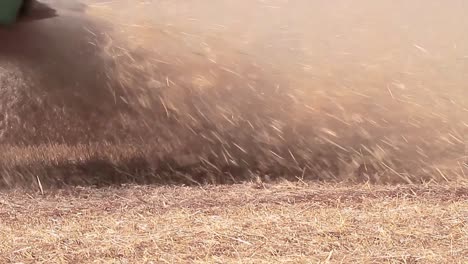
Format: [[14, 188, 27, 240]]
[[0, 0, 57, 25], [0, 0, 33, 25]]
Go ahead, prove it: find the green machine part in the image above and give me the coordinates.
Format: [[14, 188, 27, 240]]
[[0, 0, 24, 25]]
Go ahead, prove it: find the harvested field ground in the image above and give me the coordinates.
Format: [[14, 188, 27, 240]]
[[1, 183, 467, 263]]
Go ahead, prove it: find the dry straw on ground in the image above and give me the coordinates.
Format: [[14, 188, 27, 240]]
[[1, 183, 467, 263]]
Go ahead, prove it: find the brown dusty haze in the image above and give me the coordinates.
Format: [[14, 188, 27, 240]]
[[0, 0, 466, 186], [0, 0, 467, 263]]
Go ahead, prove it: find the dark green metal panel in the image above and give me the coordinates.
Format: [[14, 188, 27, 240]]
[[0, 0, 23, 25]]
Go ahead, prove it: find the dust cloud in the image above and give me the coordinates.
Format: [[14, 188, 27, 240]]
[[0, 0, 466, 185]]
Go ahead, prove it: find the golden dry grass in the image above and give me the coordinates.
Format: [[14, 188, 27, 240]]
[[1, 182, 467, 263], [0, 142, 465, 188]]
